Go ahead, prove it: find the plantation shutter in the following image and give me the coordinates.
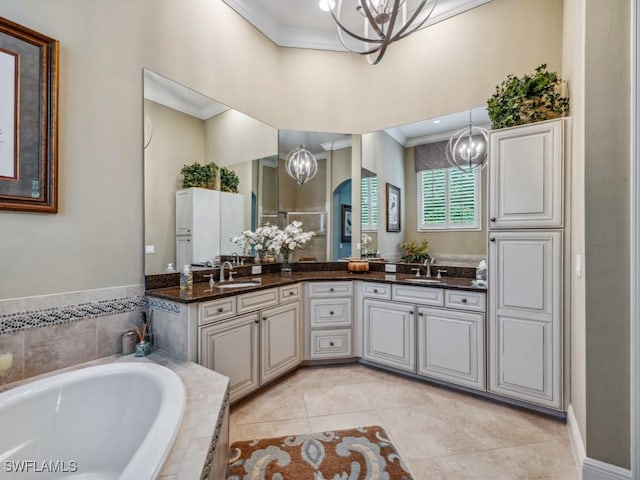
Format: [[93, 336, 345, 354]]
[[361, 175, 378, 230], [420, 169, 447, 226], [448, 168, 477, 224]]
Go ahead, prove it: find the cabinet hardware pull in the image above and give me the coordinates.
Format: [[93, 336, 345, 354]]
[[289, 291, 294, 295], [490, 217, 496, 222], [373, 289, 378, 293], [409, 311, 413, 315], [329, 288, 334, 292], [418, 312, 424, 316], [461, 298, 468, 303], [329, 311, 334, 315], [263, 317, 267, 321], [254, 319, 259, 324], [217, 307, 224, 313], [329, 342, 334, 346], [490, 237, 496, 242]]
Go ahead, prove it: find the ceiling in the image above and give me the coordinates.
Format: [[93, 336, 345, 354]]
[[221, 0, 492, 51]]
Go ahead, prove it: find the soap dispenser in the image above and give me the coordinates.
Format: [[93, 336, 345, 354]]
[[180, 265, 193, 291]]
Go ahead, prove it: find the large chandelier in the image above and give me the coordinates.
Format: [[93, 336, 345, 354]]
[[446, 111, 489, 172], [285, 145, 318, 185], [321, 0, 439, 65]]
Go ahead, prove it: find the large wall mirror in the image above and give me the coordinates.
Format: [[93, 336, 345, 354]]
[[361, 107, 489, 263], [143, 70, 278, 275], [143, 70, 356, 275]]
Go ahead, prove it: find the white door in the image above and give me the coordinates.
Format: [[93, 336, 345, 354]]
[[417, 307, 485, 390], [489, 119, 564, 229], [199, 313, 260, 402], [176, 236, 192, 269], [175, 189, 193, 235], [488, 230, 562, 409], [363, 299, 415, 372], [260, 302, 302, 384]]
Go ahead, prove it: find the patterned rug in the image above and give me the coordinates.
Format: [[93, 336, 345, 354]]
[[226, 425, 414, 480]]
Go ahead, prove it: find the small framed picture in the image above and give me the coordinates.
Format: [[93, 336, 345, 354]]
[[386, 183, 401, 232], [341, 204, 352, 242]]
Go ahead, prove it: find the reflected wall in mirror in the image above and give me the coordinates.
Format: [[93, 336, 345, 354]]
[[143, 70, 278, 275], [278, 130, 353, 262], [362, 107, 489, 264]]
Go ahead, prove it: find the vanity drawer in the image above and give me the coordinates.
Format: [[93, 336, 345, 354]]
[[199, 297, 237, 325], [309, 329, 352, 359], [308, 281, 353, 298], [279, 283, 302, 303], [392, 284, 444, 307], [309, 298, 352, 328], [237, 288, 279, 314], [362, 282, 391, 300], [444, 290, 486, 312]]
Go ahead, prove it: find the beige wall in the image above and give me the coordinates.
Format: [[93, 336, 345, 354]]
[[144, 100, 206, 275], [403, 147, 487, 256], [562, 0, 587, 447], [583, 0, 631, 468], [204, 109, 277, 168], [362, 131, 406, 260]]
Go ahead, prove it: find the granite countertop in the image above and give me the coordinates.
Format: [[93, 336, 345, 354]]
[[146, 270, 486, 304]]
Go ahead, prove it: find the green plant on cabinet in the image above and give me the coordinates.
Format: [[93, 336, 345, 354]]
[[180, 162, 219, 189], [220, 167, 240, 193]]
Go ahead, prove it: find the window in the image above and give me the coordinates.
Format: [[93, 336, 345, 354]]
[[361, 176, 378, 231], [418, 167, 480, 230]]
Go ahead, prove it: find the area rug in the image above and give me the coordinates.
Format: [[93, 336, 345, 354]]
[[226, 425, 414, 480]]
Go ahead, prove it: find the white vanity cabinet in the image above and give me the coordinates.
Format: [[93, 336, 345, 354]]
[[489, 119, 564, 229], [197, 285, 302, 402], [362, 298, 415, 372], [306, 282, 353, 360]]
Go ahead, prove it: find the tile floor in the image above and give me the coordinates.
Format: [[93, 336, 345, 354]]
[[229, 364, 578, 479]]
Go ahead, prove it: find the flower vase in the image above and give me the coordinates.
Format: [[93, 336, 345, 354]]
[[281, 251, 292, 276]]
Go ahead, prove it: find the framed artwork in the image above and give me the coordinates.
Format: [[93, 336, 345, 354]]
[[341, 204, 352, 242], [386, 183, 401, 232], [0, 17, 59, 213]]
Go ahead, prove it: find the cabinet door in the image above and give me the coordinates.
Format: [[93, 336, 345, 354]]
[[176, 236, 192, 269], [489, 119, 563, 228], [417, 307, 485, 390], [260, 302, 302, 384], [199, 313, 260, 402], [175, 189, 193, 235], [363, 299, 415, 372], [488, 231, 562, 409]]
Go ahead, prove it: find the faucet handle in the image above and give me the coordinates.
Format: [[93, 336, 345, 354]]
[[229, 269, 237, 281], [411, 267, 421, 277], [436, 269, 447, 279]]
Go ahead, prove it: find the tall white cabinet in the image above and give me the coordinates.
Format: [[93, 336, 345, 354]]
[[175, 188, 245, 267], [488, 118, 566, 410]]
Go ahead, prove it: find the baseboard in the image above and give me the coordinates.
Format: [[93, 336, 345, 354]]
[[567, 404, 586, 479], [583, 458, 632, 480]]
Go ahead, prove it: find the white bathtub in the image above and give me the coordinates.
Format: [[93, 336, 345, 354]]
[[0, 362, 185, 480]]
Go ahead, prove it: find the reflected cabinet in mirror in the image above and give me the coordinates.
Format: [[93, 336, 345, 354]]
[[361, 107, 489, 264], [143, 70, 277, 275]]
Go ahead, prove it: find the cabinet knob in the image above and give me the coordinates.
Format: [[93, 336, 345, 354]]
[[461, 298, 468, 303], [329, 288, 334, 292], [373, 289, 378, 293], [418, 312, 424, 316], [490, 217, 496, 222], [329, 311, 334, 315], [329, 342, 335, 346], [289, 291, 294, 295], [254, 319, 259, 324], [263, 317, 267, 321], [217, 307, 224, 313], [490, 237, 496, 242], [408, 311, 414, 315]]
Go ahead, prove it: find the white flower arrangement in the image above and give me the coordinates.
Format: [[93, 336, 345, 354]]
[[233, 224, 279, 257], [361, 233, 372, 249], [269, 221, 315, 256]]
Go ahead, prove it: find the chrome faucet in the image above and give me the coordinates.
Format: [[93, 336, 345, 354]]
[[220, 261, 234, 282], [424, 257, 436, 278], [232, 252, 240, 266]]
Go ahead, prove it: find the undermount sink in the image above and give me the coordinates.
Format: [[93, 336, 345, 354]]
[[405, 278, 441, 284], [216, 281, 261, 289]]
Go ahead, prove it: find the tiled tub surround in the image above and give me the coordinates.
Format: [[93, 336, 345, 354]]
[[2, 351, 230, 480], [0, 285, 146, 383]]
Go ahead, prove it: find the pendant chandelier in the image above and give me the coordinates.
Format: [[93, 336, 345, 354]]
[[285, 145, 318, 185], [322, 0, 439, 65], [446, 111, 489, 172]]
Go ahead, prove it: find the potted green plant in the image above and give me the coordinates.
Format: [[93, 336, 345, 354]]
[[220, 167, 240, 193], [486, 64, 570, 130], [399, 239, 430, 264], [180, 162, 218, 189]]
